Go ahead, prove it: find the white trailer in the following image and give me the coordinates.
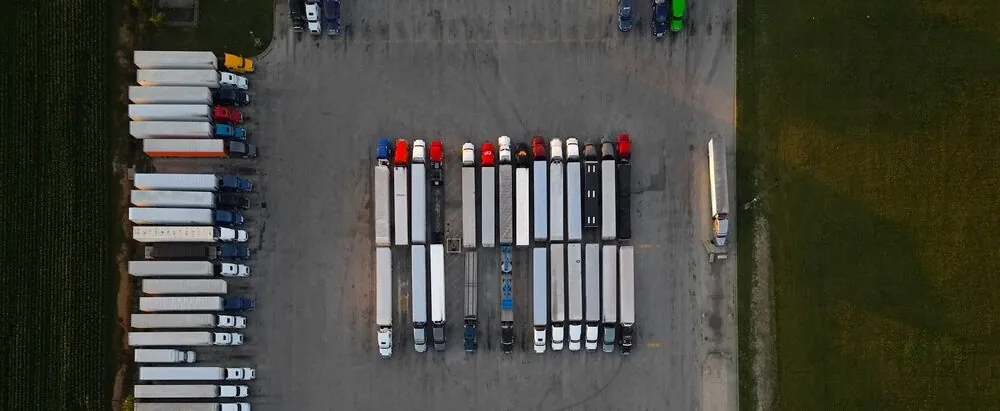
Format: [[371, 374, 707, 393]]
[[130, 121, 213, 139], [481, 148, 497, 247], [131, 313, 245, 329], [128, 261, 249, 277], [461, 143, 476, 248], [133, 348, 196, 363], [567, 243, 583, 351], [709, 138, 730, 246], [430, 244, 446, 350], [619, 246, 635, 354], [138, 296, 236, 312], [128, 331, 242, 346], [565, 138, 583, 241], [131, 190, 215, 208], [393, 141, 410, 246], [134, 403, 250, 411], [138, 366, 255, 381], [129, 86, 213, 104], [601, 141, 617, 240], [134, 50, 218, 69], [515, 146, 531, 247], [411, 245, 428, 352], [602, 245, 617, 352], [549, 139, 565, 241], [532, 247, 548, 353], [137, 69, 221, 88], [533, 147, 549, 242], [550, 243, 566, 351], [133, 384, 249, 399], [134, 173, 222, 191], [141, 279, 228, 295], [411, 140, 427, 244], [584, 244, 601, 351], [375, 247, 393, 358], [128, 208, 227, 225], [132, 226, 247, 243], [374, 159, 392, 247], [497, 136, 514, 246], [129, 104, 212, 121]]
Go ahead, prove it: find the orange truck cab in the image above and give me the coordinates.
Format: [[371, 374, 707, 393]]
[[223, 54, 254, 73]]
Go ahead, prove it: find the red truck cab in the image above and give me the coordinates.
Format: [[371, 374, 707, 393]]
[[213, 106, 243, 124], [394, 139, 409, 166], [531, 136, 547, 160], [481, 142, 496, 167], [617, 134, 632, 160], [429, 140, 444, 163]]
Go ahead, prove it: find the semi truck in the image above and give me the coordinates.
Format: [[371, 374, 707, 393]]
[[131, 313, 246, 329], [463, 251, 478, 352], [128, 261, 249, 277], [137, 69, 249, 89], [375, 247, 393, 358], [567, 243, 583, 351], [133, 384, 249, 399], [411, 140, 427, 244], [480, 142, 496, 247], [602, 245, 617, 352], [131, 190, 216, 208], [514, 143, 531, 247], [532, 137, 548, 242], [430, 244, 446, 351], [142, 244, 251, 261], [550, 243, 566, 351], [143, 139, 258, 159], [565, 138, 583, 242], [497, 136, 514, 246], [601, 139, 618, 241], [133, 348, 196, 363], [134, 403, 250, 411], [129, 208, 244, 227], [134, 50, 217, 69], [583, 143, 601, 229], [709, 138, 730, 246], [141, 279, 229, 295], [132, 226, 248, 243], [411, 245, 428, 352], [461, 143, 476, 249], [129, 86, 213, 104], [374, 139, 392, 246], [532, 247, 548, 353], [134, 173, 252, 192], [129, 104, 212, 122], [616, 134, 632, 239], [619, 245, 635, 354], [428, 141, 445, 244], [138, 366, 255, 381], [584, 244, 601, 350], [393, 139, 409, 246], [128, 331, 243, 346], [549, 139, 565, 241], [138, 296, 255, 312], [500, 246, 514, 353]]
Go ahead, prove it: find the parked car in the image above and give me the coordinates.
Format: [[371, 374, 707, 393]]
[[653, 0, 668, 37], [323, 0, 341, 36], [670, 0, 686, 32], [618, 0, 634, 32], [305, 0, 322, 35]]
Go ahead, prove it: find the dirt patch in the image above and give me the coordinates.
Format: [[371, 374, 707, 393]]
[[750, 204, 775, 411]]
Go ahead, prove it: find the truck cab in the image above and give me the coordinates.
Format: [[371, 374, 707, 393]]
[[552, 326, 565, 351], [377, 327, 392, 358], [498, 136, 512, 163], [217, 262, 250, 277], [223, 53, 254, 73], [461, 142, 475, 166], [550, 138, 563, 161], [227, 141, 258, 159], [501, 325, 514, 353], [670, 0, 686, 32], [653, 0, 668, 37], [515, 143, 529, 167], [481, 142, 495, 166], [218, 244, 251, 260], [394, 139, 410, 166], [566, 137, 580, 160], [220, 72, 250, 90], [586, 325, 599, 351], [221, 403, 251, 411], [464, 324, 478, 352], [569, 324, 582, 351], [432, 325, 445, 351], [602, 324, 617, 352], [533, 326, 547, 353], [226, 367, 256, 380], [376, 138, 391, 162], [217, 314, 247, 328], [618, 0, 634, 32], [323, 0, 341, 36], [213, 106, 243, 124], [290, 0, 306, 32], [219, 176, 253, 192], [213, 332, 241, 345], [214, 210, 245, 227], [621, 327, 634, 354], [223, 296, 255, 311], [532, 136, 547, 160], [214, 124, 248, 142], [219, 385, 250, 398], [305, 0, 322, 34], [214, 87, 250, 106], [217, 193, 251, 210]]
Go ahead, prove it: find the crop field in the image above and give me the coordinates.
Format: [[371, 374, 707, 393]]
[[738, 0, 1000, 409], [0, 1, 120, 410]]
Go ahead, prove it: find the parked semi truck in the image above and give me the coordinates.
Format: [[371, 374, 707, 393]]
[[550, 243, 566, 351], [515, 143, 531, 247], [138, 296, 254, 312], [584, 244, 601, 350], [129, 208, 244, 227], [602, 245, 617, 352], [130, 86, 213, 104], [133, 348, 196, 363], [134, 403, 250, 411], [132, 226, 247, 243], [137, 69, 249, 89], [428, 141, 445, 244], [143, 139, 257, 159], [128, 261, 249, 277], [430, 244, 446, 350], [141, 279, 228, 295], [138, 366, 255, 381], [461, 143, 476, 249], [497, 136, 514, 245], [549, 139, 565, 241], [376, 247, 393, 358], [709, 138, 730, 246], [500, 246, 515, 352], [128, 331, 243, 346], [532, 137, 548, 242], [129, 104, 212, 121], [583, 143, 600, 229], [567, 243, 583, 351], [616, 134, 632, 239], [393, 139, 410, 246], [133, 50, 217, 69], [619, 245, 635, 354], [133, 384, 248, 399], [411, 245, 428, 352], [374, 139, 392, 246], [142, 244, 251, 261], [134, 173, 252, 192], [480, 142, 496, 247], [411, 140, 427, 244], [566, 138, 583, 241], [601, 138, 618, 241], [131, 313, 246, 329], [463, 251, 478, 352], [532, 247, 548, 353]]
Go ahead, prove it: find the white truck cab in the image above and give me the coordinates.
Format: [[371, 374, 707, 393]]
[[569, 325, 582, 351], [552, 327, 565, 351], [533, 328, 547, 353], [377, 328, 393, 358], [498, 136, 512, 162], [305, 1, 322, 34], [219, 72, 249, 90], [219, 263, 250, 277], [413, 139, 426, 161], [565, 137, 580, 159], [225, 367, 256, 380], [220, 404, 251, 411], [220, 385, 251, 398], [217, 315, 247, 329], [586, 326, 599, 351]]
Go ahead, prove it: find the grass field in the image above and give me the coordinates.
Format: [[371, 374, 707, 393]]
[[147, 0, 274, 57], [0, 1, 121, 410], [738, 0, 1000, 409]]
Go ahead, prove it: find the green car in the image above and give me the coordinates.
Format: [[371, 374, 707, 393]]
[[670, 0, 686, 32]]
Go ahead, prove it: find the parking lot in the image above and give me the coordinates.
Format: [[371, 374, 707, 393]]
[[159, 0, 738, 409]]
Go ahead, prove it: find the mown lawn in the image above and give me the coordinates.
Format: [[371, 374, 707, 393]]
[[738, 0, 1000, 409], [147, 0, 274, 56]]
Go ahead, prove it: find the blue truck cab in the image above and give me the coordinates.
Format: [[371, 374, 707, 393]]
[[618, 0, 634, 32], [214, 210, 245, 227], [464, 324, 477, 352], [219, 176, 253, 192], [323, 0, 341, 36], [214, 87, 251, 107], [219, 244, 252, 260], [653, 0, 668, 37], [376, 138, 391, 160], [214, 124, 248, 142], [223, 296, 255, 311]]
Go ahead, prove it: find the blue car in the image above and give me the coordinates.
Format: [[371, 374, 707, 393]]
[[653, 0, 668, 38], [618, 0, 634, 32]]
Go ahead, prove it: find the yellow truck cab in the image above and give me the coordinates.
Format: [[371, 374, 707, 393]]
[[223, 54, 254, 73]]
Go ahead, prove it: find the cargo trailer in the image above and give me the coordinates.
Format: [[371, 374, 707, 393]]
[[132, 226, 247, 243], [133, 348, 196, 363], [709, 138, 730, 245], [142, 139, 257, 158], [133, 384, 249, 399], [128, 331, 242, 346], [480, 142, 497, 247], [137, 69, 220, 88], [549, 139, 565, 241], [583, 143, 601, 229], [138, 296, 254, 312], [128, 261, 249, 277], [138, 366, 255, 381], [514, 143, 531, 247], [128, 208, 243, 227], [430, 244, 446, 350], [131, 313, 245, 329], [134, 50, 218, 69], [461, 143, 476, 248], [619, 245, 635, 354], [565, 138, 583, 241], [134, 403, 250, 411], [411, 245, 428, 352], [602, 245, 617, 352], [129, 104, 213, 122], [532, 137, 548, 242], [500, 246, 514, 352], [532, 247, 548, 353], [134, 173, 252, 192], [567, 243, 583, 351], [600, 139, 617, 241], [130, 121, 213, 139], [131, 190, 216, 208], [393, 139, 410, 246], [411, 140, 427, 244], [497, 136, 514, 246], [141, 279, 229, 295], [375, 247, 393, 358], [129, 86, 213, 104], [550, 243, 566, 351], [141, 244, 251, 261], [428, 141, 445, 244], [374, 139, 392, 246], [584, 243, 601, 350]]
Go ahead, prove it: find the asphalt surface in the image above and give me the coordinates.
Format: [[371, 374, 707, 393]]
[[158, 0, 737, 409]]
